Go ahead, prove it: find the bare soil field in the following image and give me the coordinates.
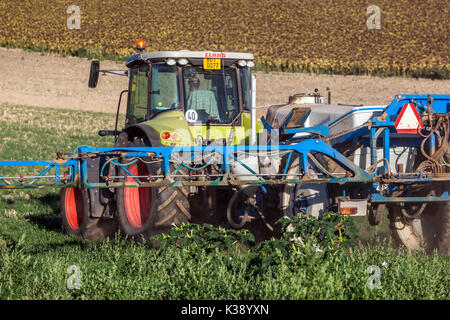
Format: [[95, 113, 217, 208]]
[[0, 47, 448, 115]]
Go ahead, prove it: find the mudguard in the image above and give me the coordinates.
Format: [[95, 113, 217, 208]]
[[117, 123, 163, 147]]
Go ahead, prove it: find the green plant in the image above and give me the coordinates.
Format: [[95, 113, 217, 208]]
[[246, 213, 358, 274], [151, 222, 255, 254], [280, 212, 359, 250]]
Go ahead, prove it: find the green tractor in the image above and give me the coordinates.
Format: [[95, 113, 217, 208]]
[[61, 41, 272, 241]]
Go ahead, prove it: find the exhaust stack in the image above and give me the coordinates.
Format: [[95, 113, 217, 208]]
[[250, 74, 257, 146]]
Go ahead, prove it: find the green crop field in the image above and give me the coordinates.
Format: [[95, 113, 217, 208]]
[[0, 104, 448, 300]]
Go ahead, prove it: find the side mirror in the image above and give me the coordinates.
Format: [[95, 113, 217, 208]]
[[88, 60, 100, 88]]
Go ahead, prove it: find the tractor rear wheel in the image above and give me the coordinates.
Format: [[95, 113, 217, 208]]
[[116, 160, 154, 238], [60, 188, 118, 241], [115, 136, 191, 240], [389, 201, 449, 254]]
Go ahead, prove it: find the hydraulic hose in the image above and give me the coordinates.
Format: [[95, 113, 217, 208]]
[[416, 113, 449, 173], [226, 189, 249, 229]]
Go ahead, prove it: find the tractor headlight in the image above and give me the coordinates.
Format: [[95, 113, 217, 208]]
[[237, 60, 247, 67], [177, 58, 188, 65], [247, 61, 255, 68], [166, 58, 176, 66]]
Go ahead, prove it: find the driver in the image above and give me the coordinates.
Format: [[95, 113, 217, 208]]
[[186, 76, 220, 121]]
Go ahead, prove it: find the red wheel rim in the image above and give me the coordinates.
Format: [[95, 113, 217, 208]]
[[124, 162, 151, 229], [65, 188, 83, 230]]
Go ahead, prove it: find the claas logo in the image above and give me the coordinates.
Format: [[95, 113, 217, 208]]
[[204, 52, 226, 58]]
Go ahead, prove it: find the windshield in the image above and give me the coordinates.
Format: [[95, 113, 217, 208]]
[[150, 64, 180, 116], [127, 63, 241, 125], [183, 66, 239, 123]]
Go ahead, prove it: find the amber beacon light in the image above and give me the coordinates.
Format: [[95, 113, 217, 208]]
[[136, 39, 146, 52]]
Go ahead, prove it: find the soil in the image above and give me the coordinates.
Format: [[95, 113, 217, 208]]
[[0, 47, 448, 116]]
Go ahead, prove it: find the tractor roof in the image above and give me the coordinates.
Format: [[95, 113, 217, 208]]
[[126, 50, 254, 67]]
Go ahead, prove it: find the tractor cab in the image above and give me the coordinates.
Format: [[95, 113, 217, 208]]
[[89, 42, 259, 146], [125, 50, 255, 126]]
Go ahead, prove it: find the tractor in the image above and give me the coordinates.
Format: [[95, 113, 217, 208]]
[[61, 41, 276, 241], [1, 40, 447, 253]]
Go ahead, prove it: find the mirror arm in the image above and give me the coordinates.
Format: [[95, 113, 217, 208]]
[[100, 70, 129, 77]]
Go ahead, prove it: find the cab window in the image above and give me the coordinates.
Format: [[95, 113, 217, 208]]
[[150, 64, 180, 116], [183, 66, 239, 123], [127, 64, 149, 124], [241, 67, 252, 111]]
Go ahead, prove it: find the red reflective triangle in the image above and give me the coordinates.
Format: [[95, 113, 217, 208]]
[[394, 103, 423, 134]]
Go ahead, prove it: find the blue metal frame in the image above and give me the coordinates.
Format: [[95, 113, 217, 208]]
[[0, 160, 78, 188], [0, 95, 448, 208], [71, 138, 373, 188]]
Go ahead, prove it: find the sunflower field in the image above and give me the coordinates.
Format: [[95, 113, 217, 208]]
[[0, 0, 448, 78]]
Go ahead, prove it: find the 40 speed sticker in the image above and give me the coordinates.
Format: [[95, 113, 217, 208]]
[[185, 109, 198, 123]]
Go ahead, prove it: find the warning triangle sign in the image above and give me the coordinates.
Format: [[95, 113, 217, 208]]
[[394, 103, 423, 134]]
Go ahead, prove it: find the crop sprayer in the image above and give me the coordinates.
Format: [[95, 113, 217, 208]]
[[0, 40, 448, 253]]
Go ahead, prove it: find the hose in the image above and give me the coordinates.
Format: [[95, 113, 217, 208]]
[[416, 113, 449, 174], [391, 186, 435, 220], [171, 152, 218, 171], [99, 156, 161, 178], [393, 113, 448, 218], [400, 188, 435, 220], [400, 201, 427, 220], [100, 157, 138, 177], [365, 158, 392, 178], [418, 117, 443, 173], [226, 189, 250, 229]]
